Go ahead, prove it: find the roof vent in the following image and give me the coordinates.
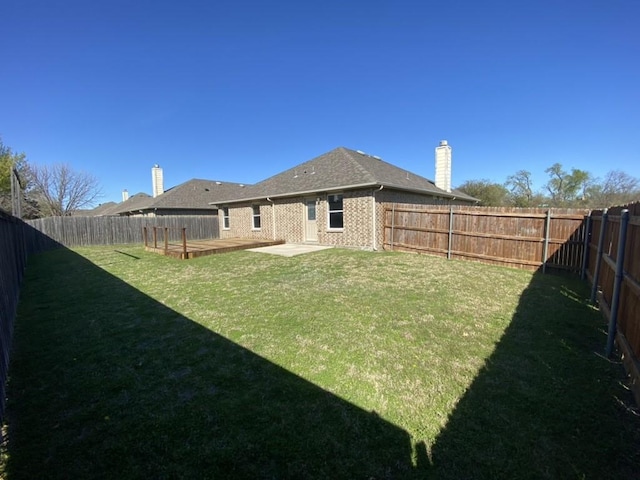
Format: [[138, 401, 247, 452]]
[[215, 181, 222, 185], [356, 150, 366, 155], [373, 155, 381, 160]]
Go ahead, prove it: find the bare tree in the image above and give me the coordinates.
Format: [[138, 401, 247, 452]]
[[587, 170, 640, 208], [28, 163, 103, 216]]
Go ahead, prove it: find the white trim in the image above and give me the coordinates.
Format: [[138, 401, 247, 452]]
[[222, 207, 230, 230], [251, 205, 261, 230]]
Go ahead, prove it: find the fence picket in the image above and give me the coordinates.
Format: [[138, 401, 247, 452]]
[[383, 204, 589, 272], [24, 215, 219, 246]]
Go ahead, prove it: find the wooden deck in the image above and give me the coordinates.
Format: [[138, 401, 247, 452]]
[[144, 238, 285, 259]]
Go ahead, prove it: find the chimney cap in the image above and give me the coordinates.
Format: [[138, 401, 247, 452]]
[[439, 140, 448, 146]]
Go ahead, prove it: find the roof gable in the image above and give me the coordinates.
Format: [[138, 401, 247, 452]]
[[217, 147, 477, 203]]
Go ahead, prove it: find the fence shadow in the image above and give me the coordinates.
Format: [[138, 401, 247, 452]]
[[426, 270, 640, 479], [3, 248, 423, 479]]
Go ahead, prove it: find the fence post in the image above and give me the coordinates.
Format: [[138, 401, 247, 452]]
[[390, 203, 396, 251], [153, 227, 158, 249], [164, 227, 168, 253], [606, 209, 629, 357], [182, 228, 187, 258], [590, 209, 608, 303], [580, 212, 591, 280], [143, 227, 148, 247], [542, 210, 551, 274], [447, 205, 454, 260]]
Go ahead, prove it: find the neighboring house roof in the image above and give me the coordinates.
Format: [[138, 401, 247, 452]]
[[109, 179, 250, 215], [86, 201, 119, 216], [213, 147, 478, 204], [148, 178, 249, 210], [110, 192, 154, 215]]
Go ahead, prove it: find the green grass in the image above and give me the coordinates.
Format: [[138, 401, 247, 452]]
[[2, 246, 639, 479]]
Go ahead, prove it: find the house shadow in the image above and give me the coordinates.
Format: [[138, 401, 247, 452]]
[[425, 269, 640, 479], [3, 247, 424, 479]]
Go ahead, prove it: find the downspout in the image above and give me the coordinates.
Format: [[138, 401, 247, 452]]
[[372, 186, 383, 250], [266, 197, 276, 240]]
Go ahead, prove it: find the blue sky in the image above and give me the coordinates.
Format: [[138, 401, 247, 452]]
[[2, 0, 638, 204]]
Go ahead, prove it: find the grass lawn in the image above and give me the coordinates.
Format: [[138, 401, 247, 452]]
[[2, 246, 639, 479]]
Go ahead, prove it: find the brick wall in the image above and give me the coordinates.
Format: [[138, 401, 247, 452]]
[[219, 202, 275, 240], [220, 188, 470, 249], [316, 189, 374, 248]]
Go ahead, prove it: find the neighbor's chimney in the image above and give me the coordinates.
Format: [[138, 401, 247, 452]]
[[435, 140, 452, 193], [122, 189, 129, 202], [152, 164, 164, 198]]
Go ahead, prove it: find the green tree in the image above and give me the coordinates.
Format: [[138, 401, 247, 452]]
[[457, 179, 510, 206], [544, 163, 591, 207], [0, 139, 29, 216], [505, 170, 538, 207]]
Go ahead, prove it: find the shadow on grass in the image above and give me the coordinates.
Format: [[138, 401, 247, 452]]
[[4, 248, 422, 479], [426, 271, 640, 479]]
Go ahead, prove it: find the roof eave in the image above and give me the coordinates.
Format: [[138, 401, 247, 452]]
[[209, 182, 379, 205], [209, 181, 477, 206], [379, 183, 478, 202]]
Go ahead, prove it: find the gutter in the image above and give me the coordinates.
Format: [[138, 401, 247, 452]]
[[266, 197, 276, 240], [372, 185, 383, 250], [209, 181, 474, 206], [209, 182, 380, 206]]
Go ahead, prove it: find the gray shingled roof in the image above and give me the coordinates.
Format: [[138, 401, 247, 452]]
[[81, 201, 119, 216], [107, 179, 250, 215], [110, 192, 154, 215], [214, 147, 477, 204], [149, 178, 249, 209]]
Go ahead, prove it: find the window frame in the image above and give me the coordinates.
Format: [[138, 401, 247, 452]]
[[222, 207, 230, 230], [327, 193, 344, 230], [252, 205, 261, 230]]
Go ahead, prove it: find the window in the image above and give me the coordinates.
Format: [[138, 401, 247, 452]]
[[328, 194, 343, 229], [222, 207, 230, 229], [252, 205, 261, 229]]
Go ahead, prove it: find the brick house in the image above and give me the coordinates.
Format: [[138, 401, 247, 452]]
[[213, 147, 477, 250]]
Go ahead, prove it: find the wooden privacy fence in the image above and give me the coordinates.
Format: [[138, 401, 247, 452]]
[[383, 204, 589, 272], [0, 212, 26, 421], [587, 202, 640, 404], [26, 215, 219, 247], [0, 211, 58, 421]]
